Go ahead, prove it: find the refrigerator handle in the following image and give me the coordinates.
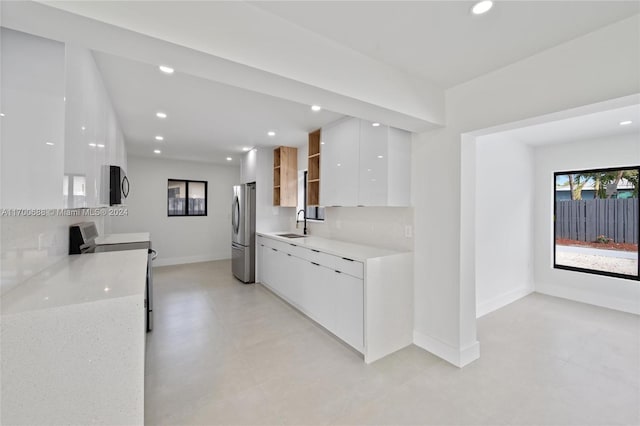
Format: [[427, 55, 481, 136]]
[[232, 196, 240, 234]]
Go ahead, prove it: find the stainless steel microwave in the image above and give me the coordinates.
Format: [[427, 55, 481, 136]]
[[101, 165, 129, 205]]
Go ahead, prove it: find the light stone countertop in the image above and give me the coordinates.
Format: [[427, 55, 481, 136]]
[[1, 250, 148, 425], [257, 232, 406, 261], [1, 250, 148, 316], [94, 232, 150, 245]]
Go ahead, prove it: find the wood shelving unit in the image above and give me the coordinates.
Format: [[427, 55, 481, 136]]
[[273, 146, 297, 207], [307, 129, 321, 206]]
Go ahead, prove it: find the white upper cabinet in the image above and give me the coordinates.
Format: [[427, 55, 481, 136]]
[[385, 127, 411, 206], [358, 120, 389, 206], [320, 117, 411, 207], [1, 29, 127, 210], [1, 29, 66, 209], [64, 45, 127, 208], [320, 117, 360, 206]]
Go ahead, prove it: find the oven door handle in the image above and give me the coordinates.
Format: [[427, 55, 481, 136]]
[[150, 249, 158, 261]]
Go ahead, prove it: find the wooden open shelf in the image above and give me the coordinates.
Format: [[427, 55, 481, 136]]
[[273, 167, 281, 188], [273, 146, 297, 207], [308, 181, 320, 206], [307, 129, 321, 206], [309, 130, 321, 156]]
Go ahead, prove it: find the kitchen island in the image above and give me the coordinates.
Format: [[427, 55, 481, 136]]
[[257, 232, 413, 363], [1, 249, 148, 425]]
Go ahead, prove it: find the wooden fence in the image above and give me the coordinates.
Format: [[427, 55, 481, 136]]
[[555, 198, 638, 244]]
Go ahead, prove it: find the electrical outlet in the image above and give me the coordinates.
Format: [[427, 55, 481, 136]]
[[404, 225, 412, 238]]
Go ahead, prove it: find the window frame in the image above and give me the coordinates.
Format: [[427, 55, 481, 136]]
[[167, 179, 208, 217], [553, 165, 639, 281]]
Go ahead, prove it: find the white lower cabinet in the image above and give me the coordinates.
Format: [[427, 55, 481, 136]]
[[258, 237, 365, 353], [303, 260, 337, 331], [257, 233, 412, 363], [333, 271, 364, 352]]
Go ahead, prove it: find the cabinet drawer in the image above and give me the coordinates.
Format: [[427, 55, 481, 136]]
[[331, 256, 364, 279], [262, 238, 288, 253], [300, 247, 336, 267], [283, 242, 306, 258]]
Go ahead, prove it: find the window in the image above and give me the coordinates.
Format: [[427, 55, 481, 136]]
[[168, 179, 207, 216], [554, 166, 639, 280], [297, 170, 324, 221]]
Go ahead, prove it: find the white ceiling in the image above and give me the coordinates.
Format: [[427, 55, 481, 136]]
[[486, 104, 640, 147], [93, 51, 343, 164], [253, 1, 640, 88], [17, 1, 639, 162]]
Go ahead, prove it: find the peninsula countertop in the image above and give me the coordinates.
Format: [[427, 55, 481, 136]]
[[94, 232, 151, 245], [1, 250, 148, 425], [1, 249, 148, 316]]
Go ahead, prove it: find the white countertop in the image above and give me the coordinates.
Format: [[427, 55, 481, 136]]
[[1, 250, 148, 316], [95, 232, 150, 245], [257, 232, 405, 261]]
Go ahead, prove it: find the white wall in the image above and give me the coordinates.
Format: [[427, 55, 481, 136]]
[[475, 135, 535, 317], [301, 207, 413, 252], [533, 133, 640, 314], [108, 156, 239, 266], [413, 15, 640, 367]]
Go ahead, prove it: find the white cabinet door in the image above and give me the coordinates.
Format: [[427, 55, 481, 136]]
[[284, 253, 305, 307], [261, 245, 276, 288], [386, 127, 411, 206], [1, 29, 66, 209], [358, 120, 389, 206], [333, 271, 364, 351], [320, 118, 359, 207], [256, 240, 264, 284], [300, 260, 335, 328]]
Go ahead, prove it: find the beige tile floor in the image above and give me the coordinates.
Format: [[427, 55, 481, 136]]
[[145, 260, 640, 425]]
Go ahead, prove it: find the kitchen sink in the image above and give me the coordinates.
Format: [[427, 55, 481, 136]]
[[276, 233, 307, 239]]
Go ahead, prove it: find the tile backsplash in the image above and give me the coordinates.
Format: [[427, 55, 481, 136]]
[[293, 207, 414, 252], [0, 213, 105, 296]]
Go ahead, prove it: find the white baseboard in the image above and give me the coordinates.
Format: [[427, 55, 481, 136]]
[[413, 331, 480, 368], [536, 282, 640, 315], [153, 254, 230, 267], [476, 285, 534, 318]]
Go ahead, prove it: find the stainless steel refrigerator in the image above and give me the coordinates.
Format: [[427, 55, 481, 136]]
[[231, 183, 256, 283]]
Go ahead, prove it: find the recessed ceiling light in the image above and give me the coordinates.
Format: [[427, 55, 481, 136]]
[[88, 143, 97, 147], [337, 163, 341, 167], [377, 155, 384, 159], [472, 0, 493, 15], [97, 144, 105, 148], [45, 142, 54, 146], [155, 136, 164, 141], [159, 65, 174, 74], [154, 149, 162, 154], [226, 157, 233, 161], [267, 131, 276, 137], [81, 126, 86, 131], [0, 113, 6, 117], [242, 147, 251, 152], [320, 141, 325, 145], [311, 105, 322, 112], [104, 287, 110, 292], [156, 112, 167, 119], [619, 120, 633, 126], [372, 122, 381, 127]]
